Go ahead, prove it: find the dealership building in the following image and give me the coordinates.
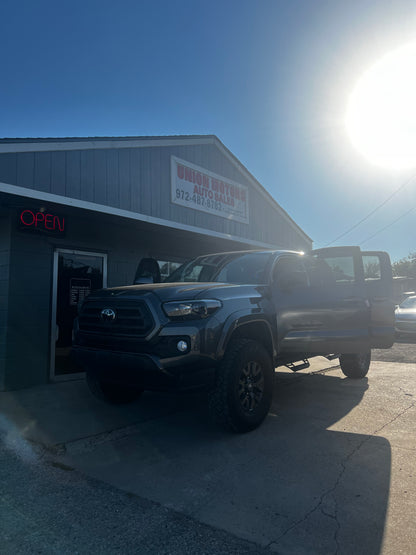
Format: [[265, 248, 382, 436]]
[[0, 135, 311, 390]]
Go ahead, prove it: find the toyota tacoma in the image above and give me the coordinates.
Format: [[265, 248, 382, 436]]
[[72, 247, 394, 432]]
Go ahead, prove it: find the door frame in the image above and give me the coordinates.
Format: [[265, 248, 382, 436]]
[[50, 248, 108, 381]]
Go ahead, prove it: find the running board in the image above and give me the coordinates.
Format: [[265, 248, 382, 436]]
[[285, 359, 310, 372]]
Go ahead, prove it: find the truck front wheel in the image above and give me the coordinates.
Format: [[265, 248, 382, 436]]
[[339, 351, 371, 379], [86, 372, 143, 404], [209, 338, 274, 433]]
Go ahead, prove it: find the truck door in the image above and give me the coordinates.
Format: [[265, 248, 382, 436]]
[[311, 246, 371, 354], [272, 249, 370, 355], [362, 251, 395, 348]]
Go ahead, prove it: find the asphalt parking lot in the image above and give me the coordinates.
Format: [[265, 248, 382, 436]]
[[373, 335, 416, 363], [1, 342, 415, 554]]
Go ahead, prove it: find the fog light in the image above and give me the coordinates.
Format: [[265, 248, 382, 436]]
[[177, 340, 188, 353]]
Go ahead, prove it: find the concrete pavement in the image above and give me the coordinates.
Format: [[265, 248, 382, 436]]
[[1, 357, 415, 554]]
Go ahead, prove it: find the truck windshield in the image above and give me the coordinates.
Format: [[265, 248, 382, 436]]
[[164, 252, 273, 284]]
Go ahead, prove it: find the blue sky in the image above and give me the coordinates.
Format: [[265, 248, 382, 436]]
[[1, 0, 416, 262]]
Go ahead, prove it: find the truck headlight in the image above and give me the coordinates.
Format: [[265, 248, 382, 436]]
[[163, 299, 222, 320]]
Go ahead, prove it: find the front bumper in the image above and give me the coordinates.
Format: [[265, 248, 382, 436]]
[[72, 345, 216, 391], [395, 320, 416, 334], [73, 293, 223, 390]]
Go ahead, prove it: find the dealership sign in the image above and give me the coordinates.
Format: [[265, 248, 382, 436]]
[[171, 156, 249, 224]]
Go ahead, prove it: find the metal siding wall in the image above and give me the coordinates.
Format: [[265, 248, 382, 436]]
[[16, 152, 35, 188], [0, 142, 311, 251], [139, 148, 152, 216], [0, 212, 11, 390], [129, 148, 142, 213], [153, 148, 168, 220], [106, 149, 120, 208], [118, 149, 131, 211], [5, 229, 52, 389], [34, 151, 51, 193], [0, 153, 17, 184], [66, 150, 81, 199], [51, 151, 66, 196], [93, 150, 107, 205], [80, 150, 95, 203]]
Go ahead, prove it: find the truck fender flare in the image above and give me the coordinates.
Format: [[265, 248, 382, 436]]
[[216, 311, 276, 360]]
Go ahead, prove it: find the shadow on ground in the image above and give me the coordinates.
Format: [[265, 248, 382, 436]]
[[58, 371, 390, 554]]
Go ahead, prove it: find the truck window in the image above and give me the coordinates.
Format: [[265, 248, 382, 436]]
[[215, 253, 270, 284], [273, 256, 308, 290], [319, 256, 356, 284], [165, 252, 273, 284], [362, 255, 381, 281], [303, 256, 336, 288]]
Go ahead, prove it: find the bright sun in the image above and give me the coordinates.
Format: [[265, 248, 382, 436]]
[[346, 41, 416, 170]]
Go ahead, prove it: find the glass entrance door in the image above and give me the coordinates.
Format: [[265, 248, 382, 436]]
[[51, 249, 107, 379]]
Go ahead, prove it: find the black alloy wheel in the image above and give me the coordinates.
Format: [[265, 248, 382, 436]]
[[209, 337, 274, 433], [238, 360, 265, 414]]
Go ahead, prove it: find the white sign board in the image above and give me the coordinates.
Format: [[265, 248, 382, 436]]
[[171, 156, 249, 224]]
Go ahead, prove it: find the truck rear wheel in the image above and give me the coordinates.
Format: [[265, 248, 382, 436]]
[[339, 351, 371, 379], [209, 338, 274, 433], [86, 372, 143, 404]]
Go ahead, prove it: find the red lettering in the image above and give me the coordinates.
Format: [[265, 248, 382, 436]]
[[203, 175, 209, 188], [35, 212, 45, 227], [20, 210, 35, 226], [44, 213, 54, 230], [177, 165, 184, 179], [19, 209, 65, 233], [184, 167, 193, 182], [54, 216, 65, 232]]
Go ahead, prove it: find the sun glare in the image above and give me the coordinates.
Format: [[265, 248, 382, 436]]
[[346, 41, 416, 170]]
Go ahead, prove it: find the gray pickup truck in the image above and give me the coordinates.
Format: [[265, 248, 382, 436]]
[[72, 247, 394, 432]]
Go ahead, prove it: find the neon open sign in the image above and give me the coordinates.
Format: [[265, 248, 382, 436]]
[[19, 209, 66, 235]]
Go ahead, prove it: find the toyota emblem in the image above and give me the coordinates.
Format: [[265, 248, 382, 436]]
[[100, 308, 116, 321]]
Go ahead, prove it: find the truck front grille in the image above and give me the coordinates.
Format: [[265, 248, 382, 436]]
[[78, 299, 155, 337]]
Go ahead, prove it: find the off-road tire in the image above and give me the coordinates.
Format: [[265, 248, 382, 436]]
[[339, 351, 371, 379], [209, 338, 274, 433], [86, 372, 143, 404]]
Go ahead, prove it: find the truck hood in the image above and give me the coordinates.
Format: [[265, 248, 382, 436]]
[[395, 307, 416, 320], [88, 282, 264, 302]]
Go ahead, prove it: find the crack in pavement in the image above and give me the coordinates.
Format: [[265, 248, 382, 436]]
[[320, 505, 340, 555], [266, 399, 415, 553]]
